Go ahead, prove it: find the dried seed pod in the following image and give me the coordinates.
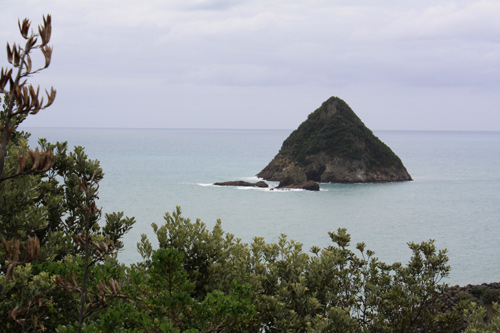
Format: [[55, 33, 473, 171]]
[[29, 85, 39, 101], [29, 148, 41, 170], [40, 150, 54, 172], [27, 36, 37, 51], [13, 86, 23, 109], [24, 53, 32, 73], [0, 68, 12, 92], [2, 239, 21, 262], [8, 306, 21, 322], [44, 87, 56, 108], [12, 44, 21, 67], [18, 18, 31, 39], [44, 15, 52, 43], [101, 241, 108, 253], [27, 85, 42, 114], [39, 15, 52, 46], [16, 151, 28, 174], [41, 45, 52, 68], [23, 236, 40, 261], [6, 42, 13, 64], [22, 86, 30, 108], [109, 279, 117, 294]]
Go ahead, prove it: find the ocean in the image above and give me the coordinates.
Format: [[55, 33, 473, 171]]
[[25, 127, 500, 286]]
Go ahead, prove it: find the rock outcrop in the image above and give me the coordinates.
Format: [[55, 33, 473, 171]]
[[214, 180, 269, 188], [276, 164, 320, 191], [277, 180, 320, 191], [258, 96, 412, 184]]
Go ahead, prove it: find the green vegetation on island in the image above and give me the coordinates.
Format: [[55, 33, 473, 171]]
[[1, 15, 499, 332]]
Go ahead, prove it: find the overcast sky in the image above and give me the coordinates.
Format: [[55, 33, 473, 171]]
[[1, 0, 499, 130]]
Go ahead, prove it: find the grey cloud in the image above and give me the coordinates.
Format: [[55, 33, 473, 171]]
[[2, 0, 500, 130]]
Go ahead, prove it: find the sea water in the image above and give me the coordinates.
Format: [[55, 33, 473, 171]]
[[25, 127, 500, 286]]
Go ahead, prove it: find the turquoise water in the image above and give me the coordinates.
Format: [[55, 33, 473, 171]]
[[25, 128, 500, 286]]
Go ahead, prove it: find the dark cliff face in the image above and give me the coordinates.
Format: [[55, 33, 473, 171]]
[[257, 96, 412, 183]]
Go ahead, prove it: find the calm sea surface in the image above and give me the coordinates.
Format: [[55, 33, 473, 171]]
[[25, 127, 500, 286]]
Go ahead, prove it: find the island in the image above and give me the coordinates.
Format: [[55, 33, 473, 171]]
[[257, 96, 412, 189]]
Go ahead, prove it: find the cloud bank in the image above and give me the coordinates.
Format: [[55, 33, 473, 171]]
[[1, 0, 499, 130]]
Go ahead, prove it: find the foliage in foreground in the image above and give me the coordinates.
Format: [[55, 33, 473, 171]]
[[133, 207, 461, 332]]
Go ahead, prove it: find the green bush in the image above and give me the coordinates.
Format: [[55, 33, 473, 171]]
[[137, 207, 462, 332]]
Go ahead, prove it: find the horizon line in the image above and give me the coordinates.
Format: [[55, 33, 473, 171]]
[[20, 126, 500, 133]]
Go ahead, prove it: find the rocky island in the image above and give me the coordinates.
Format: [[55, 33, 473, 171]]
[[258, 96, 412, 189]]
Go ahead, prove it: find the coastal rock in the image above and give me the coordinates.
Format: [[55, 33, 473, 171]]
[[437, 282, 500, 331], [275, 164, 320, 191], [214, 180, 269, 188], [277, 180, 320, 191], [257, 96, 412, 184]]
